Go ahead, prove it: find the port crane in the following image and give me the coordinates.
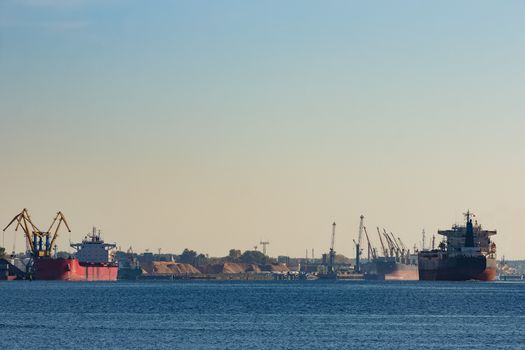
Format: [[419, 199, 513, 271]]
[[353, 215, 364, 273], [388, 231, 401, 257], [397, 236, 406, 253], [382, 229, 399, 258], [363, 227, 377, 260], [2, 209, 71, 258], [327, 222, 336, 274], [377, 227, 388, 257]]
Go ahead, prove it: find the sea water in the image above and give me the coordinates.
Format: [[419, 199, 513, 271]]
[[0, 280, 524, 349]]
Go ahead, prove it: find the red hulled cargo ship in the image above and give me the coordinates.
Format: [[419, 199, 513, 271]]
[[418, 211, 497, 281], [3, 209, 118, 281], [33, 227, 118, 281]]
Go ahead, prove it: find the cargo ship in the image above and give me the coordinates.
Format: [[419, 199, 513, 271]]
[[0, 257, 27, 280], [3, 209, 118, 281], [355, 216, 419, 280], [418, 211, 497, 281], [117, 247, 143, 280], [34, 227, 118, 281], [362, 256, 419, 280]]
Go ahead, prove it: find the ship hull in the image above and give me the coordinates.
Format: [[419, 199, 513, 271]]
[[418, 253, 496, 281], [117, 267, 142, 280], [34, 258, 118, 281], [363, 260, 419, 281]]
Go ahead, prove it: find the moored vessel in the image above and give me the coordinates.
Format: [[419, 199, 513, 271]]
[[34, 227, 118, 281], [362, 256, 419, 280], [418, 211, 497, 281], [3, 209, 118, 281], [356, 216, 419, 280]]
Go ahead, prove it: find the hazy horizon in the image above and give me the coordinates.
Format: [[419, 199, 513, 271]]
[[1, 1, 524, 259]]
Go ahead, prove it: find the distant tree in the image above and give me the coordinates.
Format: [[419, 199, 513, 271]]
[[239, 250, 267, 265], [227, 249, 241, 262], [194, 253, 208, 267], [178, 249, 198, 264]]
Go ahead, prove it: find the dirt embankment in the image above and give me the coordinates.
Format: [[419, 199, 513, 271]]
[[263, 263, 290, 273], [200, 262, 262, 274], [141, 261, 201, 275], [141, 261, 291, 276]]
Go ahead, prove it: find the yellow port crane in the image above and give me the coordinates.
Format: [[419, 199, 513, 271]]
[[3, 209, 71, 258]]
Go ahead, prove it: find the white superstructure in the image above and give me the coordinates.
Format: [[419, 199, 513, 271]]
[[71, 227, 116, 264]]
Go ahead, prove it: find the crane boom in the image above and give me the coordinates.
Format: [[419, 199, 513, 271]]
[[377, 227, 387, 257], [3, 209, 71, 258], [357, 215, 364, 249], [397, 236, 406, 251], [3, 209, 39, 253], [388, 231, 401, 251], [363, 226, 376, 259], [48, 211, 71, 253], [382, 232, 393, 256], [330, 222, 336, 251]]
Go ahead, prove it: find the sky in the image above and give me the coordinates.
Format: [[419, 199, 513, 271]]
[[1, 0, 524, 259]]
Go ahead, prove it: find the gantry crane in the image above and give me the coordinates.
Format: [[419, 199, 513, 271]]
[[3, 209, 71, 258]]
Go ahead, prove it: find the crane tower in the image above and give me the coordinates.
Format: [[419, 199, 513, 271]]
[[328, 222, 336, 274], [260, 241, 270, 256], [355, 215, 364, 273]]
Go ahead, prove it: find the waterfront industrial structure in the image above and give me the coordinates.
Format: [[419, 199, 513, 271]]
[[0, 208, 505, 282], [2, 209, 118, 281]]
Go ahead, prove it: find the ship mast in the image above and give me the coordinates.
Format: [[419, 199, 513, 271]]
[[464, 210, 475, 248]]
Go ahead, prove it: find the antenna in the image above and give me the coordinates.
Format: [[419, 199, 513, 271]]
[[422, 229, 426, 250]]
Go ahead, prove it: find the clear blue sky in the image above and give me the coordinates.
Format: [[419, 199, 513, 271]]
[[1, 0, 524, 258]]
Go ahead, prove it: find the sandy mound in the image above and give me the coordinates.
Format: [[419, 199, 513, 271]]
[[201, 262, 261, 274], [141, 261, 201, 275], [262, 263, 290, 273]]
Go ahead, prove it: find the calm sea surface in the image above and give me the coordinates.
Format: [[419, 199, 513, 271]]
[[0, 280, 524, 349]]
